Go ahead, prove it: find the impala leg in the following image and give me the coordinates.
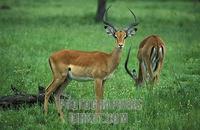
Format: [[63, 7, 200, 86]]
[[142, 60, 148, 81], [153, 75, 158, 83], [95, 79, 103, 116], [137, 61, 143, 85], [101, 80, 106, 98], [146, 59, 154, 83], [154, 60, 163, 83], [44, 75, 65, 115], [54, 78, 70, 122], [157, 58, 164, 81], [44, 79, 57, 115], [138, 60, 147, 85]]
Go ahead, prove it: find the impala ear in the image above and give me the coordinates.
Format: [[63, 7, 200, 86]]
[[125, 27, 137, 37], [104, 25, 116, 36]]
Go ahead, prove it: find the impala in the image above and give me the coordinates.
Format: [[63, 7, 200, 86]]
[[44, 7, 139, 121], [125, 35, 165, 86]]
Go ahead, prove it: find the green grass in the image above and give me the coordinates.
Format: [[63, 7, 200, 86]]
[[0, 0, 200, 129]]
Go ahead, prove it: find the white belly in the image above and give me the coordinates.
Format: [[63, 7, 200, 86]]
[[68, 71, 94, 81], [67, 65, 115, 81], [67, 66, 94, 81]]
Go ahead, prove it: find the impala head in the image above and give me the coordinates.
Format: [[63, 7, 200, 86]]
[[103, 6, 139, 49]]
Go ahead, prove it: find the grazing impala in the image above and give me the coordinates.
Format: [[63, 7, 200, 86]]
[[44, 7, 139, 121], [125, 35, 165, 86]]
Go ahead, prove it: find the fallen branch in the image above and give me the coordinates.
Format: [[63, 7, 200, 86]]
[[0, 84, 69, 109]]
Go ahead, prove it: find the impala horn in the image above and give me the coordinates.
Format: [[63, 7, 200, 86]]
[[126, 8, 139, 29], [124, 46, 137, 80], [103, 6, 117, 32]]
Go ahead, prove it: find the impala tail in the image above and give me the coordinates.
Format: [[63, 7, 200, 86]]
[[124, 47, 137, 81], [150, 44, 164, 74]]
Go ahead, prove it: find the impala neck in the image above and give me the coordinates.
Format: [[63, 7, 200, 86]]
[[109, 47, 123, 69]]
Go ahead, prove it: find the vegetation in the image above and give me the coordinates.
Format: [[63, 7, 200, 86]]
[[0, 0, 200, 129]]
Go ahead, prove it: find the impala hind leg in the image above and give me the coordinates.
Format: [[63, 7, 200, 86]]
[[153, 61, 163, 83], [138, 60, 147, 85], [153, 75, 159, 83], [146, 59, 155, 84], [54, 78, 70, 122], [157, 58, 164, 81], [44, 75, 65, 115], [44, 79, 56, 115], [136, 62, 143, 85]]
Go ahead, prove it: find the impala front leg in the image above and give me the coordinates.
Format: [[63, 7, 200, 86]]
[[95, 79, 104, 115]]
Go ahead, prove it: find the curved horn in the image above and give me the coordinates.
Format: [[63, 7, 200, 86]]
[[103, 6, 116, 31], [127, 8, 139, 28], [125, 46, 134, 78]]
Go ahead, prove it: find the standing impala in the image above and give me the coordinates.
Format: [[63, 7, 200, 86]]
[[44, 7, 139, 121], [125, 35, 165, 86]]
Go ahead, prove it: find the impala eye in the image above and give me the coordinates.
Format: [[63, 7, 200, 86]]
[[124, 34, 127, 39]]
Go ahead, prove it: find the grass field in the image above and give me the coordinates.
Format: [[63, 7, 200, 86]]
[[0, 0, 200, 129]]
